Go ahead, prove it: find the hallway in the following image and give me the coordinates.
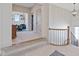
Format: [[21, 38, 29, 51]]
[[2, 38, 79, 56]]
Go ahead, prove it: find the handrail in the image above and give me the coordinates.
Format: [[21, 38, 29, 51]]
[[49, 28, 68, 30]]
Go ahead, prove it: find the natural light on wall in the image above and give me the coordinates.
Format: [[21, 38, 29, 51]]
[[75, 27, 79, 40], [14, 14, 20, 21]]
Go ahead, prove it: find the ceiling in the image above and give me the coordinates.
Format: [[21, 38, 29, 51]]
[[14, 3, 79, 11], [14, 3, 35, 8], [53, 3, 79, 11]]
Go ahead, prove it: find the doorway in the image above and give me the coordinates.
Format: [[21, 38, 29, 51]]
[[12, 4, 42, 45]]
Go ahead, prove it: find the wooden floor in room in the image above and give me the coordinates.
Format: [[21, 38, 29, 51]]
[[2, 38, 79, 56]]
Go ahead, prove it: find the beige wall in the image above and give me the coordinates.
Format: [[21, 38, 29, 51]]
[[0, 4, 12, 48]]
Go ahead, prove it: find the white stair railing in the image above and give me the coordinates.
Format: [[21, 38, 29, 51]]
[[49, 26, 69, 46]]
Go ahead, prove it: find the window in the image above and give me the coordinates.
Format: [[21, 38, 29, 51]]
[[13, 14, 20, 21], [12, 12, 25, 22]]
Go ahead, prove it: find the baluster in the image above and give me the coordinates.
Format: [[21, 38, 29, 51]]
[[59, 30, 60, 45], [57, 30, 58, 45], [58, 30, 59, 45], [60, 30, 61, 45]]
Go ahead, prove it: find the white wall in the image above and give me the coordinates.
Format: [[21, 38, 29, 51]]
[[71, 10, 79, 27], [0, 4, 12, 48], [41, 4, 49, 39], [0, 4, 2, 54], [49, 4, 79, 28], [49, 4, 72, 29]]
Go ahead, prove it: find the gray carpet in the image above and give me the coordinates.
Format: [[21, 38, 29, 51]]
[[50, 50, 65, 56]]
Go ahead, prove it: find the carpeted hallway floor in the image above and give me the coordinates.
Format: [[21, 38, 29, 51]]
[[2, 38, 79, 56]]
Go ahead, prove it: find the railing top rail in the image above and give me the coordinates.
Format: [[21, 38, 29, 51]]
[[49, 28, 68, 30]]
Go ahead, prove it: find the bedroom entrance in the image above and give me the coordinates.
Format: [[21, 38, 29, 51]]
[[12, 3, 42, 45]]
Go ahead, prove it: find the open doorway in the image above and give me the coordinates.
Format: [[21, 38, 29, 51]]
[[12, 3, 42, 45]]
